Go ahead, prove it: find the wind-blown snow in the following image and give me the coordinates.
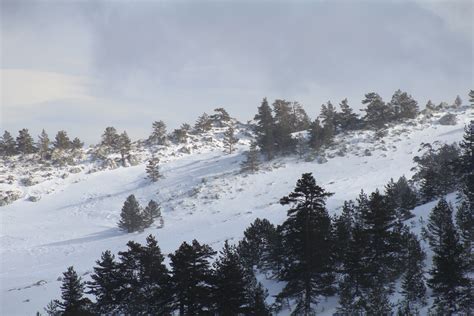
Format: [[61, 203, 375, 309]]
[[0, 108, 472, 315]]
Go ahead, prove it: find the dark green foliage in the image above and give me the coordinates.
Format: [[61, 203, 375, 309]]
[[146, 157, 162, 182], [290, 102, 311, 132], [59, 266, 92, 315], [117, 235, 173, 314], [210, 107, 231, 126], [101, 127, 120, 152], [17, 128, 36, 154], [87, 250, 120, 314], [0, 130, 17, 156], [53, 130, 71, 151], [426, 198, 470, 314], [459, 121, 473, 205], [361, 92, 392, 129], [453, 95, 462, 108], [320, 101, 337, 134], [118, 131, 131, 166], [71, 138, 83, 150], [309, 119, 324, 150], [148, 120, 167, 145], [399, 233, 426, 314], [117, 194, 144, 233], [194, 113, 213, 133], [238, 218, 277, 271], [223, 125, 238, 154], [38, 129, 51, 160], [212, 241, 250, 315], [389, 89, 419, 120], [171, 124, 190, 143], [142, 200, 161, 228], [384, 176, 417, 220], [336, 98, 359, 131], [272, 99, 296, 155], [169, 240, 216, 315], [247, 282, 272, 316], [240, 142, 260, 173], [254, 98, 275, 159], [413, 143, 461, 202], [44, 300, 62, 316], [276, 173, 335, 315]]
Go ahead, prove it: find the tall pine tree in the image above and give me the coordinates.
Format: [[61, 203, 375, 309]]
[[254, 98, 275, 160]]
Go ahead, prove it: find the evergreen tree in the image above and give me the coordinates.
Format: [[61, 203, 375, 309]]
[[0, 131, 17, 156], [276, 173, 335, 315], [426, 198, 470, 314], [169, 240, 216, 315], [53, 130, 71, 151], [117, 194, 144, 233], [248, 282, 271, 316], [223, 125, 238, 154], [399, 233, 427, 315], [210, 107, 231, 126], [59, 266, 92, 315], [101, 127, 120, 152], [337, 98, 359, 131], [254, 98, 275, 159], [172, 124, 190, 143], [87, 250, 120, 314], [146, 157, 162, 182], [453, 95, 462, 108], [118, 131, 131, 166], [212, 241, 250, 315], [44, 300, 62, 316], [320, 101, 337, 133], [273, 99, 295, 154], [148, 120, 167, 145], [240, 142, 260, 173], [194, 113, 213, 133], [38, 129, 51, 160], [142, 200, 161, 228], [17, 128, 36, 154], [361, 92, 392, 128], [290, 101, 311, 132], [459, 121, 473, 205], [71, 138, 83, 151], [237, 218, 277, 271], [308, 118, 324, 150], [425, 100, 436, 111], [389, 89, 419, 120], [384, 176, 417, 220]]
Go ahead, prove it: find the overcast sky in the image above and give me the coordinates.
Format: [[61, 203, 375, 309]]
[[1, 0, 472, 143]]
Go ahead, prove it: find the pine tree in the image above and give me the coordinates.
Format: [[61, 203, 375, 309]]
[[320, 101, 337, 133], [399, 233, 426, 314], [142, 199, 161, 228], [71, 138, 83, 150], [248, 282, 271, 316], [384, 176, 417, 220], [210, 107, 231, 126], [16, 128, 36, 154], [223, 125, 238, 154], [254, 98, 275, 160], [117, 194, 144, 233], [148, 120, 167, 145], [453, 95, 462, 108], [53, 130, 71, 150], [101, 127, 120, 152], [146, 157, 162, 182], [172, 124, 190, 143], [194, 113, 213, 133], [87, 250, 120, 314], [0, 131, 17, 156], [426, 198, 470, 314], [169, 240, 216, 315], [237, 218, 277, 271], [337, 98, 359, 131], [362, 92, 392, 129], [276, 173, 335, 315], [118, 131, 131, 166], [38, 129, 50, 160], [212, 241, 250, 315], [389, 89, 419, 120], [240, 142, 260, 173], [309, 118, 324, 150], [44, 300, 62, 316], [273, 99, 295, 154], [290, 101, 311, 132], [59, 266, 92, 315], [459, 121, 473, 205]]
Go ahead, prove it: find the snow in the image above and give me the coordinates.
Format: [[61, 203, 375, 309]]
[[0, 107, 472, 315]]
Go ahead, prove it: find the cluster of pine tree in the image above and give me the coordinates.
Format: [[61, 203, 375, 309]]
[[0, 129, 83, 159], [117, 195, 163, 233]]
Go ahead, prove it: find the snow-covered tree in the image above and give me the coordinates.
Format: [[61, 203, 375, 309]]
[[0, 131, 16, 156], [118, 131, 131, 166], [148, 120, 167, 145], [223, 125, 238, 154], [240, 142, 260, 173], [38, 129, 51, 160], [17, 128, 36, 154], [146, 157, 162, 182], [53, 130, 71, 151]]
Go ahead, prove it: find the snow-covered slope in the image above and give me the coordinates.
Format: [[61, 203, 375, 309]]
[[0, 108, 472, 315]]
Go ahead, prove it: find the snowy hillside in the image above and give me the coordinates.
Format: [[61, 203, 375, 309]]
[[0, 107, 472, 315]]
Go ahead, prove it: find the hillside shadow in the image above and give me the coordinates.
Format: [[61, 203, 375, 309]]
[[39, 227, 124, 247]]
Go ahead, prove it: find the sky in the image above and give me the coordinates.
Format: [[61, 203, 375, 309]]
[[1, 0, 472, 144]]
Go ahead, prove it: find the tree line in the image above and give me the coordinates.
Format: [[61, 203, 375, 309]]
[[42, 123, 472, 315]]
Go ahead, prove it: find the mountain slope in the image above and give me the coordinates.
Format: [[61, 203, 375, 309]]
[[0, 107, 472, 315]]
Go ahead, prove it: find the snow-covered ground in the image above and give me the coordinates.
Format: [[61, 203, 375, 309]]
[[0, 108, 472, 315]]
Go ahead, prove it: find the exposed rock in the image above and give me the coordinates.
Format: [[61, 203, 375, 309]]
[[28, 195, 41, 202], [21, 177, 39, 187], [438, 113, 457, 125], [69, 167, 82, 174], [0, 190, 23, 207]]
